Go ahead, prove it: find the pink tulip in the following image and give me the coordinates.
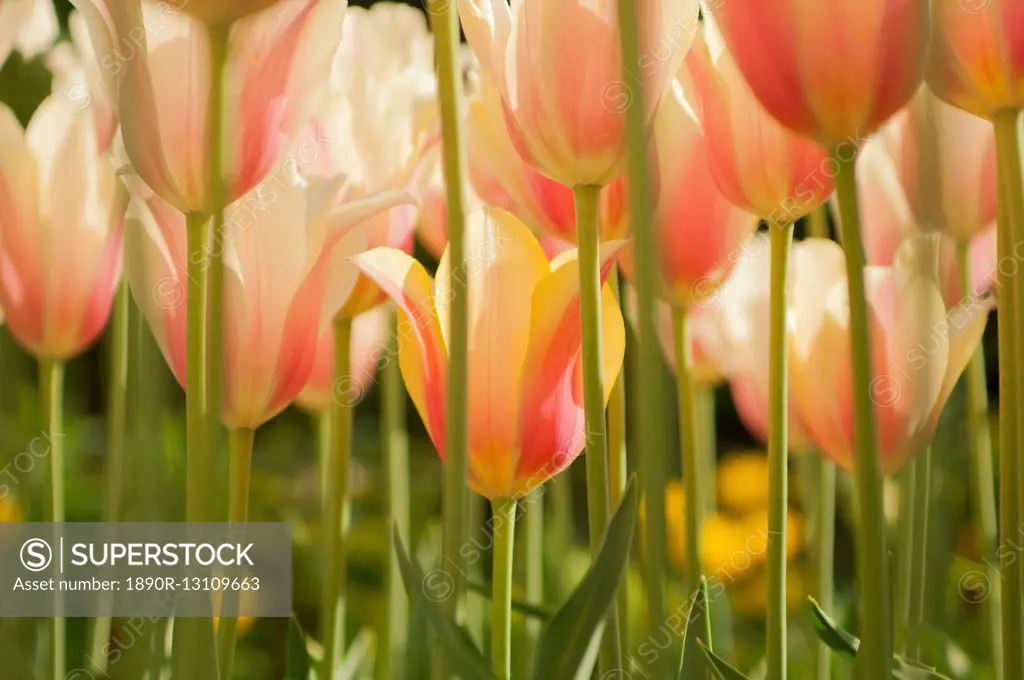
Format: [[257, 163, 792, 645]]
[[458, 0, 700, 186], [620, 79, 758, 309], [0, 0, 57, 69], [46, 11, 118, 152], [928, 0, 1024, 117], [467, 77, 628, 244], [352, 208, 626, 500], [0, 97, 124, 360], [789, 237, 991, 473], [297, 305, 391, 412], [124, 176, 411, 430], [708, 0, 930, 145], [74, 0, 347, 214], [683, 22, 832, 222], [692, 234, 814, 449], [623, 286, 724, 385]]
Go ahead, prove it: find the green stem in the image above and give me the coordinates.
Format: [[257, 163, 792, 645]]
[[811, 456, 835, 680], [549, 475, 575, 603], [87, 281, 130, 670], [696, 383, 717, 515], [832, 147, 892, 679], [672, 306, 702, 589], [896, 462, 916, 653], [216, 427, 254, 680], [957, 239, 1003, 678], [993, 108, 1024, 680], [606, 266, 630, 655], [322, 316, 354, 679], [426, 2, 471, 676], [524, 487, 544, 669], [907, 447, 931, 659], [574, 183, 622, 675], [766, 222, 793, 680], [491, 498, 517, 680], [40, 358, 65, 680], [617, 0, 669, 674], [380, 312, 409, 680], [806, 205, 830, 240]]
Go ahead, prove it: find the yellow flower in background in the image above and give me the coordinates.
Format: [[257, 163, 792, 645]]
[[0, 495, 23, 522], [716, 452, 772, 515]]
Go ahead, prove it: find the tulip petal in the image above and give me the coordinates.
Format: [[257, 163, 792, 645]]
[[351, 247, 448, 457], [515, 240, 626, 493]]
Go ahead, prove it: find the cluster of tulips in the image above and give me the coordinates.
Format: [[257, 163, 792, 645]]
[[1, 0, 1024, 678]]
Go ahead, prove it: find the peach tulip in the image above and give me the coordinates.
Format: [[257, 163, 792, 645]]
[[467, 77, 628, 244], [297, 305, 391, 412], [683, 22, 832, 223], [0, 96, 123, 360], [849, 129, 998, 305], [124, 176, 411, 430], [74, 0, 347, 214], [304, 3, 438, 318], [708, 0, 930, 145], [928, 0, 1024, 117], [692, 234, 814, 450], [352, 208, 626, 500], [458, 0, 700, 187], [788, 237, 991, 473], [0, 0, 57, 69], [46, 11, 117, 152], [619, 79, 758, 309]]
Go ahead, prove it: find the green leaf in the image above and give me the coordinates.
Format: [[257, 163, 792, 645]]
[[677, 577, 712, 680], [893, 657, 952, 680], [392, 527, 497, 680], [809, 597, 859, 659], [467, 579, 556, 620], [532, 477, 639, 680], [284, 617, 312, 680], [697, 639, 751, 680]]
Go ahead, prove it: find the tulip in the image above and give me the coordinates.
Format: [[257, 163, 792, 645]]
[[74, 0, 347, 214], [0, 0, 57, 69], [297, 305, 391, 412], [928, 0, 1024, 118], [123, 177, 410, 430], [0, 97, 124, 360], [352, 207, 624, 499], [458, 0, 700, 187], [708, 0, 930, 146], [180, 0, 281, 28], [466, 77, 628, 244], [683, 23, 832, 223], [789, 236, 990, 474]]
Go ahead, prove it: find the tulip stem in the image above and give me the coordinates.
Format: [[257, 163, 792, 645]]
[[575, 183, 623, 675], [809, 455, 835, 680], [87, 281, 130, 671], [322, 316, 354, 679], [491, 498, 517, 680], [696, 383, 717, 516], [993, 108, 1024, 680], [217, 426, 254, 680], [832, 147, 892, 680], [523, 487, 544, 667], [380, 311, 409, 680], [806, 205, 830, 240], [766, 221, 793, 680], [906, 446, 931, 659], [957, 239, 1003, 678], [426, 1, 471, 675], [40, 358, 65, 680], [617, 0, 669, 673], [173, 210, 219, 680], [671, 307, 703, 589], [607, 266, 630, 655]]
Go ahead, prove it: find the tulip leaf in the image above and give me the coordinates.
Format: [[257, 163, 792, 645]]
[[531, 477, 639, 680], [808, 599, 951, 679], [697, 639, 752, 680], [284, 616, 313, 680], [392, 527, 496, 680], [809, 597, 859, 659], [677, 576, 712, 680], [467, 579, 556, 620]]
